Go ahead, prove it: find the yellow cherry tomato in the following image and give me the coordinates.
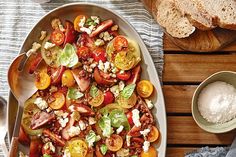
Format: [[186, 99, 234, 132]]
[[141, 146, 157, 157], [74, 15, 87, 32], [35, 72, 51, 90], [137, 80, 154, 98], [147, 126, 160, 142], [88, 90, 104, 107], [62, 69, 75, 87], [116, 93, 137, 109], [114, 51, 135, 70], [66, 138, 88, 157], [49, 92, 66, 110], [105, 134, 123, 152]]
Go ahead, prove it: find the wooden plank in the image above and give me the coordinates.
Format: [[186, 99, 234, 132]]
[[164, 34, 236, 52], [166, 147, 197, 157], [163, 85, 196, 114], [168, 116, 235, 145], [163, 54, 236, 82]]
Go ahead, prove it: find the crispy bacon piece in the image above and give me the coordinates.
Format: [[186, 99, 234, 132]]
[[43, 129, 66, 147], [90, 19, 113, 37], [62, 116, 75, 140], [31, 111, 55, 130], [71, 69, 90, 92], [68, 104, 95, 116]]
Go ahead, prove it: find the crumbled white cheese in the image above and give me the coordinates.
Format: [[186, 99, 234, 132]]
[[63, 148, 71, 157], [99, 32, 104, 38], [111, 67, 117, 73], [111, 73, 116, 78], [140, 128, 151, 137], [71, 111, 80, 121], [39, 31, 47, 41], [104, 61, 110, 73], [54, 110, 69, 118], [119, 70, 125, 74], [46, 107, 52, 113], [58, 117, 69, 128], [126, 135, 131, 147], [119, 81, 125, 91], [88, 117, 96, 125], [19, 152, 28, 157], [132, 109, 141, 127], [91, 16, 100, 24], [110, 85, 120, 97], [78, 16, 86, 27], [51, 18, 65, 32], [79, 120, 86, 130], [145, 99, 154, 109], [90, 63, 97, 69], [80, 27, 92, 34], [49, 86, 58, 93], [116, 125, 124, 134], [89, 25, 96, 31], [34, 97, 48, 110], [111, 25, 119, 31], [98, 60, 104, 70], [26, 42, 41, 57], [44, 142, 55, 153], [44, 42, 55, 50], [94, 39, 105, 46], [116, 148, 129, 157], [143, 141, 150, 152], [103, 31, 113, 41], [68, 126, 81, 137]]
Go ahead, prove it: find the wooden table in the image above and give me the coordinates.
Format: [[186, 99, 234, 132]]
[[163, 35, 236, 157]]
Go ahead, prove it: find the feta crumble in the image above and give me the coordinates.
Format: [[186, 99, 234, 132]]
[[110, 85, 120, 97], [88, 117, 96, 125], [80, 27, 92, 34], [78, 16, 86, 27], [34, 97, 48, 110], [58, 117, 69, 128], [126, 135, 131, 147], [143, 141, 150, 152], [98, 60, 104, 70], [68, 126, 81, 137], [145, 99, 154, 109], [132, 109, 141, 127], [116, 148, 129, 157], [119, 81, 125, 91], [103, 31, 113, 41], [104, 61, 110, 73], [111, 25, 119, 31], [140, 128, 151, 137], [44, 42, 55, 50], [116, 125, 124, 134], [26, 42, 41, 57], [79, 120, 86, 130], [44, 142, 55, 153], [94, 39, 105, 46], [63, 148, 71, 157], [39, 31, 47, 41], [51, 18, 65, 32], [91, 16, 100, 24]]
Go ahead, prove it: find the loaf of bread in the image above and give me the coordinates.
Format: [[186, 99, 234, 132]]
[[156, 0, 236, 38], [156, 0, 195, 38]]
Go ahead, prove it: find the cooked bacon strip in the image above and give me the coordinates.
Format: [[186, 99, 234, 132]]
[[31, 111, 55, 129], [90, 19, 113, 37], [69, 103, 95, 116], [43, 129, 65, 147]]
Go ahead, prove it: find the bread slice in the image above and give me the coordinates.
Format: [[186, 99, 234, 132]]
[[156, 0, 195, 38], [174, 0, 215, 30], [198, 0, 236, 30]]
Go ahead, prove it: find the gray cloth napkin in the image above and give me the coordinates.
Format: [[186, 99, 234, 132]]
[[185, 147, 230, 157], [0, 0, 163, 156]]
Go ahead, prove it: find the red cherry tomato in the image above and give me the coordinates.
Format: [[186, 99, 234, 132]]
[[77, 46, 91, 60], [29, 139, 43, 157], [126, 111, 134, 125], [64, 20, 77, 46], [113, 36, 128, 51], [116, 71, 131, 81], [19, 125, 30, 145], [103, 91, 115, 105], [51, 30, 65, 46], [93, 48, 106, 62]]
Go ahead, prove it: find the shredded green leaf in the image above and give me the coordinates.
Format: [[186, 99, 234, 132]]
[[43, 155, 51, 157], [109, 109, 130, 130], [85, 18, 97, 26], [59, 43, 78, 67], [120, 84, 136, 99], [85, 130, 97, 147], [90, 85, 99, 98], [98, 116, 112, 137], [100, 144, 108, 155], [67, 87, 84, 100]]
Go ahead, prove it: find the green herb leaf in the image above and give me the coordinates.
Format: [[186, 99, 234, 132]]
[[85, 130, 97, 147], [85, 18, 96, 26], [100, 144, 108, 155], [121, 84, 136, 99], [109, 109, 130, 130], [43, 155, 51, 157], [98, 116, 112, 137], [67, 87, 84, 100], [59, 43, 78, 67], [90, 85, 99, 98]]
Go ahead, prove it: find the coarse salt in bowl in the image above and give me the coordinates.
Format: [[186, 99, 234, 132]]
[[192, 71, 236, 133]]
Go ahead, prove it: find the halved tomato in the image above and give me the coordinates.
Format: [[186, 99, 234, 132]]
[[62, 69, 76, 87], [92, 48, 106, 62], [65, 138, 88, 157], [103, 90, 115, 105], [105, 134, 123, 152], [94, 68, 116, 86], [126, 111, 133, 125], [29, 139, 43, 157], [51, 30, 65, 46], [113, 36, 128, 51], [64, 20, 77, 45], [137, 80, 154, 98], [88, 89, 104, 107], [35, 72, 51, 90], [147, 126, 160, 143], [19, 125, 30, 145], [74, 15, 87, 32], [77, 46, 91, 60], [116, 93, 137, 109], [116, 71, 131, 81], [49, 92, 65, 110], [141, 146, 157, 157], [114, 51, 135, 70]]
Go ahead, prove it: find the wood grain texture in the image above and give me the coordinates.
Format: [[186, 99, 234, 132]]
[[163, 54, 236, 82], [166, 147, 197, 157], [168, 116, 235, 145], [163, 85, 196, 114]]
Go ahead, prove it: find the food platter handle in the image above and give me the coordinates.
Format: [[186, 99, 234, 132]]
[[8, 137, 18, 157]]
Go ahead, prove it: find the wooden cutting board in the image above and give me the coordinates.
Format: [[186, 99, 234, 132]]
[[141, 0, 236, 52]]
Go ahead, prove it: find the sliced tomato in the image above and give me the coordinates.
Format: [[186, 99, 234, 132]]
[[29, 139, 43, 157], [65, 138, 88, 157], [28, 53, 42, 74], [77, 46, 91, 60], [147, 126, 160, 142], [116, 93, 137, 109], [126, 65, 141, 85], [113, 36, 128, 51], [62, 116, 75, 140], [94, 68, 116, 86], [51, 30, 65, 46], [90, 19, 113, 37], [92, 47, 106, 62], [64, 20, 77, 46], [137, 80, 154, 98], [49, 92, 65, 110], [88, 89, 104, 107], [71, 69, 90, 92], [19, 125, 30, 146], [103, 90, 115, 105], [74, 15, 87, 32], [116, 71, 131, 80], [50, 66, 65, 84], [35, 72, 51, 90], [105, 134, 123, 152], [126, 111, 134, 125], [77, 33, 94, 49], [62, 69, 76, 87]]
